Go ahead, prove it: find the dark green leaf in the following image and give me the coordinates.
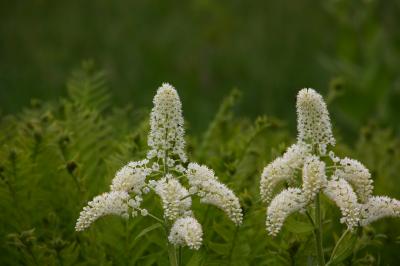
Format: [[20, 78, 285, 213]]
[[134, 223, 163, 242]]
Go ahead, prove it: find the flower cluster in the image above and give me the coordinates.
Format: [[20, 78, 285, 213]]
[[296, 88, 335, 154], [168, 217, 203, 250], [260, 88, 400, 236], [110, 159, 150, 194], [266, 188, 306, 236], [152, 176, 192, 221], [186, 163, 243, 225], [76, 83, 242, 250], [334, 157, 373, 203], [360, 196, 400, 226], [302, 156, 327, 203], [324, 177, 360, 230], [75, 191, 131, 231], [260, 143, 310, 203], [147, 83, 187, 163]]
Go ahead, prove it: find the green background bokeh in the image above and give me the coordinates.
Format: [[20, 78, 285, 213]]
[[1, 0, 399, 135]]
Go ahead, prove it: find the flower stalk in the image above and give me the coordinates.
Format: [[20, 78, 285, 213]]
[[314, 193, 325, 266]]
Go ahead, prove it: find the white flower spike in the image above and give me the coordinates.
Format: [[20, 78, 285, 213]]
[[260, 142, 310, 203], [187, 163, 243, 225], [147, 83, 187, 163], [302, 155, 327, 203], [324, 178, 360, 230], [110, 159, 150, 193], [360, 196, 400, 226], [266, 188, 306, 236], [76, 191, 131, 231], [334, 157, 373, 203], [153, 177, 192, 221], [296, 88, 335, 154]]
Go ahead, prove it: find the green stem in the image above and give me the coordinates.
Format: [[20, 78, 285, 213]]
[[328, 229, 350, 263], [167, 242, 178, 266], [305, 211, 315, 228], [227, 226, 239, 266], [178, 246, 182, 265], [315, 193, 325, 266]]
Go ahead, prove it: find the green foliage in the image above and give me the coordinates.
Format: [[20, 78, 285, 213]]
[[0, 65, 399, 265]]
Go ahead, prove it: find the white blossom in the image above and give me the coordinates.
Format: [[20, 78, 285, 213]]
[[296, 88, 335, 153], [76, 83, 243, 250], [335, 158, 373, 203], [302, 156, 327, 203], [154, 177, 192, 221], [260, 143, 310, 203], [360, 196, 400, 226], [266, 188, 307, 236], [168, 217, 203, 250], [187, 163, 243, 225], [324, 178, 360, 230], [76, 191, 130, 231], [147, 83, 187, 163], [260, 88, 400, 237], [110, 160, 150, 193]]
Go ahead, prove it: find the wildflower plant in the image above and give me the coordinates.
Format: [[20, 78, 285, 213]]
[[260, 88, 400, 265], [76, 83, 242, 265]]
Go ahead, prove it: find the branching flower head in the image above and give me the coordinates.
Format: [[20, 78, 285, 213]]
[[76, 83, 242, 251], [260, 87, 400, 236]]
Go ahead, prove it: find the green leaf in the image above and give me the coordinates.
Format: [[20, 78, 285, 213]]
[[327, 230, 357, 265], [285, 218, 314, 234], [213, 221, 233, 242], [134, 223, 163, 242], [187, 251, 203, 266], [208, 242, 230, 255]]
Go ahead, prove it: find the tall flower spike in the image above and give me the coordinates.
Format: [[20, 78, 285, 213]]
[[302, 155, 327, 203], [168, 216, 203, 250], [147, 83, 187, 163], [110, 160, 150, 193], [266, 188, 307, 236], [76, 191, 131, 231], [260, 143, 310, 203], [335, 158, 373, 203], [187, 163, 243, 225], [296, 88, 335, 154], [324, 178, 360, 230], [153, 177, 192, 221], [360, 196, 400, 226]]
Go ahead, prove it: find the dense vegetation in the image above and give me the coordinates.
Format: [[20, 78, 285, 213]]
[[0, 64, 399, 265]]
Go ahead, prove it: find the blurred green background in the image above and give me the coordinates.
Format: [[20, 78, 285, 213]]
[[1, 0, 399, 135]]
